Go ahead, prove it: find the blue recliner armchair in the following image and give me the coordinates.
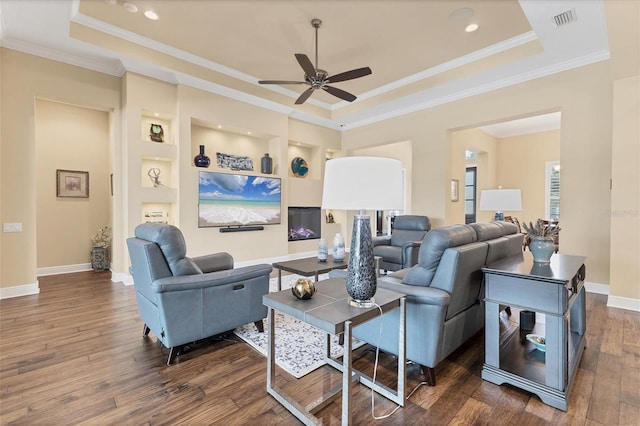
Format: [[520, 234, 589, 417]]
[[126, 223, 272, 365], [372, 215, 431, 272]]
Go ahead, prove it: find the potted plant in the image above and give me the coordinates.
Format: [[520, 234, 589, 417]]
[[91, 225, 112, 272], [522, 219, 560, 263]]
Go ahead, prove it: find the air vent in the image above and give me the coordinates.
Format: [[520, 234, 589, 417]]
[[553, 8, 577, 27]]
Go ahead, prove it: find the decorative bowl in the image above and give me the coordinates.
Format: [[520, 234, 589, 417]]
[[291, 278, 315, 300], [526, 334, 546, 352]]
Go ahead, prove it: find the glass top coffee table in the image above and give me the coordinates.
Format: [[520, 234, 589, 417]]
[[272, 254, 349, 291]]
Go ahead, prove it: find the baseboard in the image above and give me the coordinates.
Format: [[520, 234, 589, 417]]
[[607, 295, 640, 312], [37, 263, 92, 276], [584, 281, 639, 313], [112, 272, 134, 286], [0, 282, 39, 299], [585, 281, 609, 295]]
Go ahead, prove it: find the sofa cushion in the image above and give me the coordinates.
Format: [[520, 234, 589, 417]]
[[402, 224, 477, 286], [135, 223, 203, 276], [493, 220, 518, 235], [470, 222, 503, 241]]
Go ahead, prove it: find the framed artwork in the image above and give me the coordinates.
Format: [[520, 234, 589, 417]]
[[57, 169, 89, 198], [450, 179, 459, 202]]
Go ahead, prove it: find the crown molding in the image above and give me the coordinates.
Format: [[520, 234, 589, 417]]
[[330, 31, 539, 111], [70, 11, 333, 110], [339, 49, 610, 130], [175, 72, 341, 130], [0, 36, 125, 77]]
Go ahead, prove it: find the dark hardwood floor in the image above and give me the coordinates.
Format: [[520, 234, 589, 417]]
[[1, 271, 638, 425]]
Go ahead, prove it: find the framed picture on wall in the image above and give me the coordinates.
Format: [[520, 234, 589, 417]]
[[450, 179, 459, 202], [57, 169, 89, 198]]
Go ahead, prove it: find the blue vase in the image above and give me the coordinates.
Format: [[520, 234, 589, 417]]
[[530, 237, 555, 263], [261, 153, 273, 174], [333, 233, 345, 262], [318, 238, 328, 262], [194, 145, 210, 168]]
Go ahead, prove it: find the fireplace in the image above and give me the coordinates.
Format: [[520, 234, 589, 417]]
[[288, 207, 321, 241]]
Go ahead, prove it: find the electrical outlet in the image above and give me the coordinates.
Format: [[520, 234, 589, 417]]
[[3, 223, 23, 232]]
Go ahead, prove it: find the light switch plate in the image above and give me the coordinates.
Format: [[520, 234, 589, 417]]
[[3, 223, 23, 232]]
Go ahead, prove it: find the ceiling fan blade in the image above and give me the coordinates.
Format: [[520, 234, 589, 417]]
[[327, 67, 372, 83], [322, 85, 357, 102], [295, 87, 315, 104], [259, 80, 307, 85], [295, 53, 317, 77]]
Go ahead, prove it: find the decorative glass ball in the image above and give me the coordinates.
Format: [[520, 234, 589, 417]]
[[291, 278, 316, 300]]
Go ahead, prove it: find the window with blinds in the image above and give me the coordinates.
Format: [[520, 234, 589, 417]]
[[545, 161, 560, 220]]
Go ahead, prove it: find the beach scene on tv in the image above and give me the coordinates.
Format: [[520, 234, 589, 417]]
[[198, 171, 281, 227]]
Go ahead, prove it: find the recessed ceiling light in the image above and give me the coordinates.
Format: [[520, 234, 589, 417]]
[[465, 23, 479, 33], [123, 2, 138, 13], [217, 125, 222, 129], [449, 7, 474, 22], [247, 131, 252, 135], [144, 10, 159, 20]]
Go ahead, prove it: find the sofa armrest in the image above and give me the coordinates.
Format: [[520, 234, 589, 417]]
[[152, 264, 272, 293], [372, 235, 392, 247], [192, 252, 234, 273], [377, 276, 450, 307], [400, 240, 423, 268]]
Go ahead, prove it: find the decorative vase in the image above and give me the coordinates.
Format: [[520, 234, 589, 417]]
[[261, 153, 273, 174], [530, 236, 555, 263], [91, 247, 109, 272], [194, 145, 210, 168], [333, 233, 345, 262], [149, 123, 164, 142], [346, 215, 377, 307], [317, 238, 328, 262], [291, 278, 316, 300]]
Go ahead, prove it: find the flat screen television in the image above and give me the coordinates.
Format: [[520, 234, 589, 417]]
[[198, 171, 281, 228]]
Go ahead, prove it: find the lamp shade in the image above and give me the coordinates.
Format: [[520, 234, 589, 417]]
[[479, 189, 522, 211], [321, 156, 404, 211]]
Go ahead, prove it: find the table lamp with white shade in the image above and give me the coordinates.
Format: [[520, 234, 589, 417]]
[[479, 188, 522, 221], [321, 156, 404, 307]]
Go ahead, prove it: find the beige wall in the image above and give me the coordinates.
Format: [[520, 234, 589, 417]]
[[343, 62, 613, 287], [450, 128, 499, 223], [610, 75, 640, 301], [1, 49, 120, 290], [35, 100, 111, 268], [497, 130, 561, 224], [2, 48, 637, 308]]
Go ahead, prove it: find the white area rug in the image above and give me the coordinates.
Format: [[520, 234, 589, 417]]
[[234, 274, 365, 378]]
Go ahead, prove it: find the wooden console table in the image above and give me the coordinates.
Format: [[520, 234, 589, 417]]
[[481, 253, 587, 411]]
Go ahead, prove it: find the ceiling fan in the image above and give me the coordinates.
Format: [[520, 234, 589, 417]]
[[259, 18, 372, 105]]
